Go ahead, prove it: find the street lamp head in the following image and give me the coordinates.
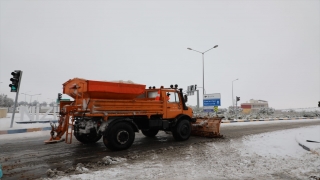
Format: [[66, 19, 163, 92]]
[[187, 48, 192, 50], [213, 45, 218, 48], [232, 78, 239, 83], [31, 93, 41, 96]]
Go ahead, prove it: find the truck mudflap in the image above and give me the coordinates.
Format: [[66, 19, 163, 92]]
[[191, 116, 224, 138]]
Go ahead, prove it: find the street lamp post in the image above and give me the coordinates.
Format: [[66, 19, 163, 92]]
[[29, 93, 41, 104], [21, 91, 31, 102], [232, 78, 239, 114], [187, 45, 218, 96], [194, 87, 205, 109]]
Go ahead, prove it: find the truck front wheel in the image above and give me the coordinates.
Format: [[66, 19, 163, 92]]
[[103, 122, 135, 151], [172, 119, 191, 141]]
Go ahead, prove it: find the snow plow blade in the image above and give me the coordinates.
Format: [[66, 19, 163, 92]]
[[191, 116, 224, 138], [44, 120, 67, 144]]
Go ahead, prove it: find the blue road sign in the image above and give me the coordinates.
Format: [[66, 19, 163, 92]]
[[203, 99, 221, 106]]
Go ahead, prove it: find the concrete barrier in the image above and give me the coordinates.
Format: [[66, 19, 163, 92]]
[[0, 108, 7, 118]]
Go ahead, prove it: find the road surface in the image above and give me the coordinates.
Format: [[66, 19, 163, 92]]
[[0, 119, 319, 180]]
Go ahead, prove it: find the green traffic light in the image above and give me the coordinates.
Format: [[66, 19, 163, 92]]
[[10, 85, 17, 92]]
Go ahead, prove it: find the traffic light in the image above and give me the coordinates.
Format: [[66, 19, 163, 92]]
[[318, 101, 320, 107], [236, 96, 240, 101], [190, 85, 194, 91], [58, 93, 62, 102], [9, 70, 22, 92]]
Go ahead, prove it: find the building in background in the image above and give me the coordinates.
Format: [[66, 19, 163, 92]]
[[241, 99, 269, 114]]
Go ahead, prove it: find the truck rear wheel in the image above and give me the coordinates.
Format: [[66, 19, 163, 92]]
[[141, 129, 159, 137], [172, 119, 191, 141], [103, 122, 135, 151]]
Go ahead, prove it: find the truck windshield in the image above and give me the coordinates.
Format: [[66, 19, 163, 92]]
[[167, 92, 180, 103]]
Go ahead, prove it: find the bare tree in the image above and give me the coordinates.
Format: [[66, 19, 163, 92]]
[[18, 101, 28, 106], [0, 94, 14, 107], [40, 101, 47, 107], [49, 102, 55, 107], [30, 100, 39, 106]]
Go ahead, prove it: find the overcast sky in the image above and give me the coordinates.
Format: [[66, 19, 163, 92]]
[[0, 0, 319, 109]]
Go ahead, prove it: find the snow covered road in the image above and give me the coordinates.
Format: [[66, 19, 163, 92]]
[[1, 118, 319, 180], [40, 123, 320, 180]]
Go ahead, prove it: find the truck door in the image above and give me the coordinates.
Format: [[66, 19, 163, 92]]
[[165, 91, 183, 119]]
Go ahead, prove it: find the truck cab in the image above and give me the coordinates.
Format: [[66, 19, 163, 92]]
[[141, 87, 193, 120]]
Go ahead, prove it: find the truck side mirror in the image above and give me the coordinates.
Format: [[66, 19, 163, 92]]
[[183, 95, 188, 103]]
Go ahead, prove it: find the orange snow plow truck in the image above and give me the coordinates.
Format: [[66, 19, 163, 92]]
[[45, 78, 223, 151]]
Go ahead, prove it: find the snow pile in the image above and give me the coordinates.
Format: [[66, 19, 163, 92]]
[[110, 80, 135, 84], [43, 156, 127, 179], [102, 156, 127, 165], [75, 163, 89, 174], [46, 169, 65, 178]]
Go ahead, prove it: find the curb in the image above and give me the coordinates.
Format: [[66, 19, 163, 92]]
[[296, 135, 311, 151], [0, 127, 51, 135], [295, 135, 320, 155], [222, 118, 319, 123]]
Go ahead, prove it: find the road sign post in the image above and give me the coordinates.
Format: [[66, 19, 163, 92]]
[[214, 106, 218, 116], [235, 96, 240, 120], [214, 106, 218, 112], [186, 84, 199, 108]]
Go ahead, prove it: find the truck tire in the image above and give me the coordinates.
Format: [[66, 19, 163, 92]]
[[172, 119, 191, 141], [103, 122, 135, 151], [74, 133, 102, 144], [141, 129, 159, 137]]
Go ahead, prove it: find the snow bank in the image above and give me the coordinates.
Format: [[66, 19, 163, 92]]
[[0, 113, 52, 130], [240, 127, 320, 157], [43, 126, 320, 180]]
